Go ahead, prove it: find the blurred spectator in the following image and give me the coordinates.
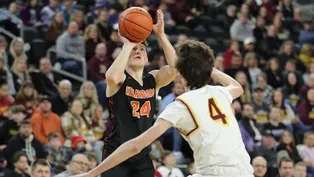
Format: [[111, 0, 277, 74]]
[[46, 132, 71, 172], [282, 72, 302, 108], [91, 105, 106, 140], [105, 28, 122, 61], [11, 57, 30, 92], [252, 156, 267, 177], [234, 71, 251, 105], [40, 0, 61, 26], [239, 104, 262, 152], [277, 0, 294, 19], [3, 120, 47, 167], [301, 73, 314, 98], [0, 82, 15, 121], [293, 162, 307, 177], [273, 12, 290, 41], [254, 131, 278, 176], [252, 88, 269, 123], [225, 5, 237, 28], [19, 0, 42, 27], [265, 57, 284, 89], [0, 55, 16, 95], [254, 16, 267, 43], [3, 152, 30, 177], [71, 136, 93, 155], [61, 99, 95, 145], [84, 25, 104, 61], [299, 44, 314, 72], [272, 90, 296, 128], [223, 40, 240, 68], [278, 41, 303, 72], [214, 55, 224, 71], [0, 2, 20, 24], [70, 11, 86, 34], [60, 0, 77, 25], [230, 13, 253, 41], [157, 151, 184, 177], [263, 107, 287, 142], [30, 159, 51, 177], [30, 96, 65, 144], [240, 3, 255, 26], [0, 36, 8, 64], [242, 37, 259, 58], [151, 154, 162, 177], [56, 21, 85, 76], [45, 12, 65, 47], [253, 73, 269, 102], [260, 25, 281, 59], [166, 0, 193, 26], [224, 54, 251, 83], [77, 81, 98, 118], [277, 130, 302, 163], [54, 154, 89, 177], [297, 88, 314, 128], [299, 21, 314, 46], [277, 157, 294, 177], [32, 57, 61, 97], [87, 43, 111, 108], [50, 80, 73, 116], [174, 34, 188, 49], [298, 132, 314, 171], [95, 9, 113, 41], [303, 63, 314, 83], [15, 81, 39, 118], [8, 38, 27, 68], [0, 105, 26, 147]]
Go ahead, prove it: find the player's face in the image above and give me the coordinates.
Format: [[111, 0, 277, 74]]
[[31, 165, 51, 177], [128, 44, 148, 68]]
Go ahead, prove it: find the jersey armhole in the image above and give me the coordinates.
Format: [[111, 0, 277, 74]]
[[106, 74, 127, 99]]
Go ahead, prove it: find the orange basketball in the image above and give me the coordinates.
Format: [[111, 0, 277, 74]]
[[119, 7, 153, 43]]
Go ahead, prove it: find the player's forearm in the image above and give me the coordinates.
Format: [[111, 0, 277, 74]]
[[105, 44, 134, 83], [159, 34, 177, 71], [211, 68, 241, 88], [89, 140, 142, 176]]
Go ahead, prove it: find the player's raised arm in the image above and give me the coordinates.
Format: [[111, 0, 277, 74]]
[[105, 36, 137, 92], [211, 68, 244, 100], [149, 10, 177, 89], [71, 119, 172, 177]]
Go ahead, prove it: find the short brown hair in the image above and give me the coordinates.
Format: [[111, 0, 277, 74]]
[[176, 40, 215, 89], [31, 159, 51, 171]]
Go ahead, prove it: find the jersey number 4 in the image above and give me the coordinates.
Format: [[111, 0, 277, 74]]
[[208, 98, 228, 125], [131, 101, 151, 118]]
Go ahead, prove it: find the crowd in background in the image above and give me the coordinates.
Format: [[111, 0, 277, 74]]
[[0, 0, 313, 177]]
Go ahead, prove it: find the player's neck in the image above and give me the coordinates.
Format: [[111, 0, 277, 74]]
[[126, 67, 144, 83]]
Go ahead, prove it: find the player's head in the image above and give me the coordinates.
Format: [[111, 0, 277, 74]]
[[128, 41, 148, 70], [175, 40, 215, 89], [31, 159, 51, 177]]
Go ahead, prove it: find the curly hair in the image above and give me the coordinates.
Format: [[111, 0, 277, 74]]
[[175, 40, 215, 89]]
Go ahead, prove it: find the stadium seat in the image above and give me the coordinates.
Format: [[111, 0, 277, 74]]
[[23, 27, 38, 43], [31, 39, 46, 65], [168, 35, 178, 44], [192, 25, 210, 38]]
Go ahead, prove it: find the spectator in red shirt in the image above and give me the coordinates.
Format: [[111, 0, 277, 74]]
[[223, 39, 240, 68], [87, 43, 112, 108], [0, 82, 14, 121]]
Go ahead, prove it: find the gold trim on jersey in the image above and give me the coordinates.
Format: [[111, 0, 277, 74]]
[[176, 97, 200, 137]]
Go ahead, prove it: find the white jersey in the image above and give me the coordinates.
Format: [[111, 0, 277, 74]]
[[158, 85, 254, 177]]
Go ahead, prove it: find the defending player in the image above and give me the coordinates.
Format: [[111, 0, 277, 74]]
[[100, 10, 176, 177], [72, 41, 254, 177]]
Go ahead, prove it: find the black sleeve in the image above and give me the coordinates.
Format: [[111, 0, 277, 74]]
[[34, 140, 48, 159]]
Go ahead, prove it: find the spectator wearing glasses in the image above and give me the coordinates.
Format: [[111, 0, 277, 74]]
[[54, 154, 89, 177]]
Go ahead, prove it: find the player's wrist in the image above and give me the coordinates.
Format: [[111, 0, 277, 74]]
[[157, 33, 167, 39]]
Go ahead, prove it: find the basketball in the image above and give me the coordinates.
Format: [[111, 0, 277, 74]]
[[119, 7, 153, 43]]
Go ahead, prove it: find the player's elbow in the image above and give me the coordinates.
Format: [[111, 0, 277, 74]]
[[129, 140, 144, 154], [106, 73, 121, 86]]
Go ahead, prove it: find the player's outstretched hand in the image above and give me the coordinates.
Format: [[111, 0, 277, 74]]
[[153, 9, 165, 37], [70, 172, 92, 177]]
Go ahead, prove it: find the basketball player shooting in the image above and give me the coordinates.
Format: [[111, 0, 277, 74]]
[[71, 40, 254, 177], [90, 9, 177, 177]]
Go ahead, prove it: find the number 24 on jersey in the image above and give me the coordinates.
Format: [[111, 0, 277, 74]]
[[131, 101, 151, 118]]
